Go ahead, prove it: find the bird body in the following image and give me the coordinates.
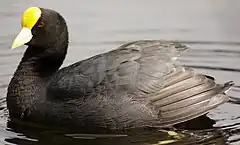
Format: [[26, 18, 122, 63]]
[[7, 7, 233, 132]]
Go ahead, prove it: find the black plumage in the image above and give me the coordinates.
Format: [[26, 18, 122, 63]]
[[7, 7, 233, 132]]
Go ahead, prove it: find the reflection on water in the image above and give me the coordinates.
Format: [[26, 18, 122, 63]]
[[2, 116, 231, 145], [0, 0, 240, 144]]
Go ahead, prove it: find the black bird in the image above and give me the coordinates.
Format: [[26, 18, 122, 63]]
[[7, 7, 234, 132]]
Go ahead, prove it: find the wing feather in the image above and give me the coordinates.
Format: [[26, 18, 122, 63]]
[[46, 40, 233, 129]]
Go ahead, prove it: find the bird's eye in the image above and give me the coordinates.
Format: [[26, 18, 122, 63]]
[[38, 21, 44, 28]]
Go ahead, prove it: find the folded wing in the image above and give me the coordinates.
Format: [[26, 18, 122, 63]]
[[46, 40, 233, 128]]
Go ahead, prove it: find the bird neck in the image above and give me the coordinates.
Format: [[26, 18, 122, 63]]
[[7, 32, 68, 118], [18, 45, 67, 77]]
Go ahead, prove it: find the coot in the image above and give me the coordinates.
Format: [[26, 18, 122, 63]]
[[7, 7, 233, 132]]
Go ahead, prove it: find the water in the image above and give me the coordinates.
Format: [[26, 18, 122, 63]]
[[0, 0, 240, 144]]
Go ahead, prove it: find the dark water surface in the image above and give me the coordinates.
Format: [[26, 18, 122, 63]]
[[0, 0, 240, 144]]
